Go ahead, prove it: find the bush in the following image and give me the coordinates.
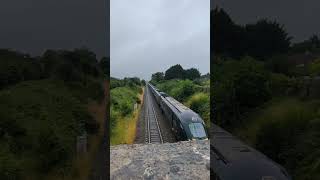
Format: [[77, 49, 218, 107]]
[[212, 57, 271, 127], [111, 86, 140, 117], [0, 50, 43, 89], [309, 58, 320, 76], [171, 80, 195, 101], [157, 79, 196, 102], [110, 81, 142, 139], [269, 73, 291, 95], [187, 93, 210, 126], [238, 98, 320, 179], [0, 80, 94, 177], [0, 147, 22, 180]]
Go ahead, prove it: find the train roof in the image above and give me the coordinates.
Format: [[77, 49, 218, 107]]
[[148, 83, 161, 94], [161, 96, 205, 125], [165, 96, 190, 113], [211, 124, 291, 180], [159, 92, 168, 97], [148, 82, 206, 125]]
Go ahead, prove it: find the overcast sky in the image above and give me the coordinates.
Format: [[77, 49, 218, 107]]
[[111, 0, 210, 80], [213, 0, 320, 43], [0, 0, 108, 58]]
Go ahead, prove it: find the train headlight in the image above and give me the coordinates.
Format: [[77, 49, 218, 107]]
[[191, 116, 198, 122]]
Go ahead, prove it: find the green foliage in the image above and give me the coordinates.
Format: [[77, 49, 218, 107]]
[[171, 80, 196, 102], [309, 58, 320, 76], [0, 147, 22, 180], [269, 73, 292, 95], [110, 77, 125, 89], [212, 57, 271, 127], [111, 87, 139, 117], [156, 79, 209, 127], [245, 19, 291, 59], [0, 49, 43, 89], [163, 64, 202, 80], [187, 93, 210, 126], [0, 48, 106, 90], [110, 77, 142, 90], [0, 80, 98, 178], [291, 34, 320, 53], [123, 77, 141, 87], [212, 7, 320, 180], [42, 48, 104, 81], [164, 64, 185, 80], [141, 80, 146, 86], [157, 79, 196, 102], [0, 48, 106, 179], [265, 55, 293, 75], [236, 98, 320, 179], [150, 72, 164, 84], [110, 78, 142, 136], [184, 68, 201, 80]]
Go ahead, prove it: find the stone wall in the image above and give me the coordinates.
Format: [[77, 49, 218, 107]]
[[110, 140, 210, 180]]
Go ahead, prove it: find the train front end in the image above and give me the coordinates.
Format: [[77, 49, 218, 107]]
[[180, 111, 208, 140]]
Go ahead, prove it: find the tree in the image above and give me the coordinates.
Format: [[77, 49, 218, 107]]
[[212, 8, 291, 59], [141, 80, 146, 86], [245, 19, 291, 59], [309, 34, 320, 48], [99, 57, 110, 77], [212, 57, 271, 127], [151, 72, 164, 83], [124, 77, 141, 87], [185, 68, 201, 80], [291, 34, 320, 53], [164, 64, 185, 80], [211, 7, 247, 58]]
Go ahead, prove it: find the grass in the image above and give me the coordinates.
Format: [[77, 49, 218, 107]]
[[69, 80, 108, 180], [110, 87, 144, 145], [234, 97, 320, 179], [235, 98, 313, 144]]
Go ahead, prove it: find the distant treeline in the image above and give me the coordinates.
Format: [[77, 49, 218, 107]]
[[0, 48, 109, 89], [150, 64, 208, 84], [212, 7, 320, 60], [110, 77, 145, 89]]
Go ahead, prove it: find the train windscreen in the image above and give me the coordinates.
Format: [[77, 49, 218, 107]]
[[189, 123, 206, 138]]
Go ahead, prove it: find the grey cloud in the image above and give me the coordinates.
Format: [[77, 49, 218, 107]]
[[213, 0, 320, 43], [0, 0, 108, 57], [111, 0, 210, 80]]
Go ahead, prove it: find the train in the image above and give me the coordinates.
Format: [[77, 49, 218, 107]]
[[147, 83, 208, 140], [148, 82, 292, 180], [211, 123, 292, 180]]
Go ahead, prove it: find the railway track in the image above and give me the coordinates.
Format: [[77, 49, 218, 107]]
[[145, 86, 163, 144]]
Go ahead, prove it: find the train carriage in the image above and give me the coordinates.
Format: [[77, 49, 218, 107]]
[[211, 124, 291, 180], [147, 82, 291, 180], [148, 83, 162, 105], [148, 83, 208, 140]]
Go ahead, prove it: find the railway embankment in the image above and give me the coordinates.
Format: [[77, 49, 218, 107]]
[[110, 140, 210, 179]]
